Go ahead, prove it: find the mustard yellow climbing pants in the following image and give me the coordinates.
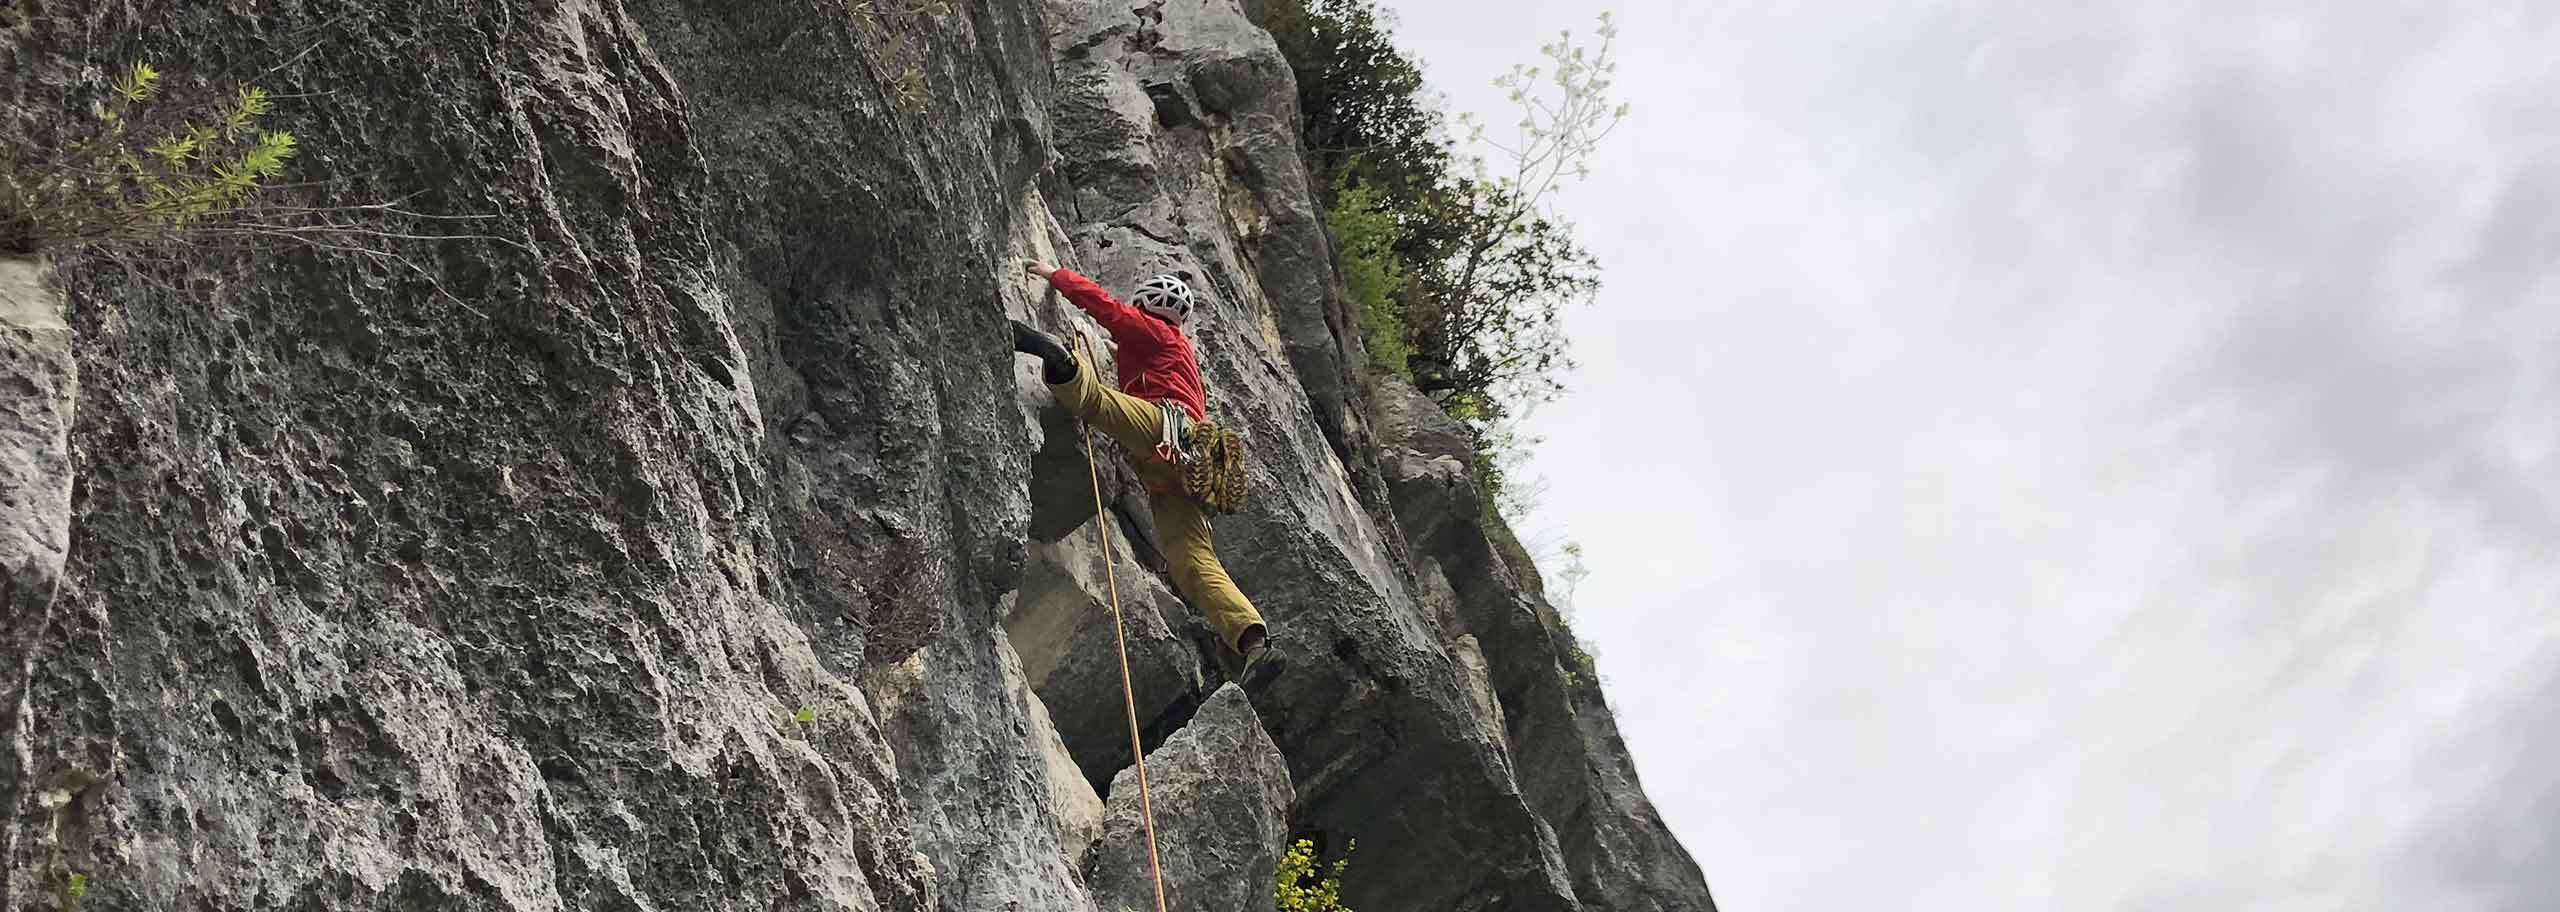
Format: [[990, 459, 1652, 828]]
[[1051, 353, 1266, 651]]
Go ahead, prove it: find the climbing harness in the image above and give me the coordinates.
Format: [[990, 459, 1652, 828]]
[[1074, 331, 1172, 912]]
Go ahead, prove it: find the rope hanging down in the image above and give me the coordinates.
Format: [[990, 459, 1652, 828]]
[[1074, 330, 1170, 912]]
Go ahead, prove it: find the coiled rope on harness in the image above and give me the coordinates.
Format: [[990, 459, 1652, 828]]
[[1072, 329, 1170, 912]]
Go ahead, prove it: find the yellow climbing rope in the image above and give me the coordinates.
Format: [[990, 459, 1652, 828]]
[[1074, 330, 1171, 912]]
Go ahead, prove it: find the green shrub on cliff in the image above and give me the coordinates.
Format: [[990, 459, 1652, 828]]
[[1, 61, 296, 253], [1252, 1, 1625, 526], [1276, 837, 1356, 912], [1325, 176, 1413, 379], [58, 872, 88, 912]]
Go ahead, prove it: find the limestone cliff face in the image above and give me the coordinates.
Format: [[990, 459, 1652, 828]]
[[0, 2, 1714, 910]]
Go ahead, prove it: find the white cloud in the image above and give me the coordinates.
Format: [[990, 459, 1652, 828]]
[[1385, 1, 2560, 909]]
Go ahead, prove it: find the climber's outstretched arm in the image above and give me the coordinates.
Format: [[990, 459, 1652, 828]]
[[1026, 260, 1152, 345]]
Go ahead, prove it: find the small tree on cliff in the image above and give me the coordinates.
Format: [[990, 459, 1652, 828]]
[[1, 59, 506, 273], [1417, 13, 1624, 432], [1, 62, 299, 254], [1252, 0, 1450, 194], [1249, 2, 1628, 517]]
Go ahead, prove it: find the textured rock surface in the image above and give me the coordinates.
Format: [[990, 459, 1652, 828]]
[[0, 258, 73, 599], [1011, 516, 1209, 796], [0, 256, 78, 912], [1031, 658, 1109, 863], [0, 1, 1715, 910], [5, 2, 1045, 908], [870, 627, 1095, 911], [1042, 3, 1637, 909], [1086, 684, 1290, 912], [1378, 377, 1719, 911]]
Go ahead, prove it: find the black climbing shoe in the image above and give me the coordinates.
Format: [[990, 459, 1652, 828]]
[[1011, 319, 1077, 384], [1238, 637, 1286, 694]]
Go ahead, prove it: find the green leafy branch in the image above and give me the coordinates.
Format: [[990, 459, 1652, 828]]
[[1458, 11, 1628, 209], [3, 62, 305, 252], [11, 62, 512, 253], [1326, 174, 1414, 379], [4, 60, 527, 321]]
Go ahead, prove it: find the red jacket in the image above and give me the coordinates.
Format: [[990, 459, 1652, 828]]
[[1051, 268, 1207, 422]]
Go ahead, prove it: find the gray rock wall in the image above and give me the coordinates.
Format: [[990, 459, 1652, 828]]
[[1010, 515, 1207, 798], [1085, 684, 1290, 912], [0, 255, 78, 912], [0, 1, 1715, 910], [1379, 377, 1720, 911]]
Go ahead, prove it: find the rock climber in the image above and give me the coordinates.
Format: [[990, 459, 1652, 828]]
[[1010, 260, 1282, 690]]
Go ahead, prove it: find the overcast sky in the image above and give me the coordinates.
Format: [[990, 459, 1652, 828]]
[[1383, 2, 2560, 909]]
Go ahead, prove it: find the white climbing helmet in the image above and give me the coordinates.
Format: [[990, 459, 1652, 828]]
[[1129, 273, 1195, 325]]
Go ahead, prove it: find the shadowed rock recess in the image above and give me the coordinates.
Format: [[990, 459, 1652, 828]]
[[0, 1, 1716, 910]]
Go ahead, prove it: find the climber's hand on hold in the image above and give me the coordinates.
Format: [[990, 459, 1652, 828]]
[[1024, 260, 1059, 280]]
